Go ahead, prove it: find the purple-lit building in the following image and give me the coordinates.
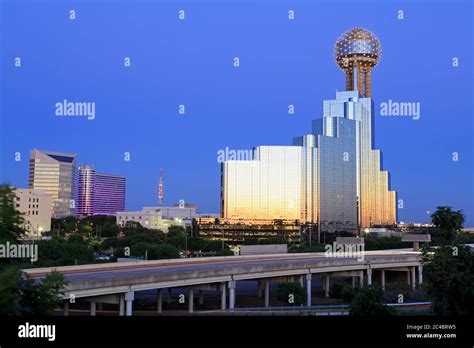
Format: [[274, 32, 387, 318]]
[[74, 165, 126, 217]]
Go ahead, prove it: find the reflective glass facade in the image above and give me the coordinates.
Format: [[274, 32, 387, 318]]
[[74, 164, 126, 217], [323, 91, 396, 227], [221, 146, 302, 220], [29, 149, 76, 218], [221, 91, 396, 230]]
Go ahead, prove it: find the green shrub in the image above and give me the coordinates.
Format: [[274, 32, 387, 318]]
[[276, 282, 306, 306], [349, 285, 396, 316], [215, 249, 234, 256]]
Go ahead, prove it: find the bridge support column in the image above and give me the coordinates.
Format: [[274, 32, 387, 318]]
[[352, 276, 356, 288], [125, 292, 134, 316], [119, 295, 125, 316], [359, 270, 364, 287], [119, 295, 125, 317], [221, 282, 227, 310], [264, 280, 270, 307], [418, 265, 423, 286], [257, 281, 262, 298], [167, 288, 172, 304], [188, 289, 194, 313], [199, 290, 204, 306], [381, 270, 386, 290], [90, 302, 96, 316], [306, 274, 312, 307], [228, 280, 236, 310], [299, 275, 304, 288], [324, 275, 330, 297], [411, 266, 416, 290], [367, 268, 372, 286], [63, 301, 69, 316], [407, 270, 411, 286], [157, 289, 163, 313]]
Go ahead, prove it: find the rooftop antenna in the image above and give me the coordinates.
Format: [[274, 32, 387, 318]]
[[158, 169, 164, 206]]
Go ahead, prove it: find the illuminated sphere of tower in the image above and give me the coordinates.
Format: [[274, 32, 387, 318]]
[[334, 27, 381, 71]]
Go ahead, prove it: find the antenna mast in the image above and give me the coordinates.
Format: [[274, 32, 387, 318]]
[[158, 169, 164, 206]]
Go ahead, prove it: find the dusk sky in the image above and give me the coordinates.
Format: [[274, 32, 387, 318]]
[[1, 0, 473, 225]]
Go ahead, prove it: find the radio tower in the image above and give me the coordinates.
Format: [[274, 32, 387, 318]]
[[158, 169, 164, 206]]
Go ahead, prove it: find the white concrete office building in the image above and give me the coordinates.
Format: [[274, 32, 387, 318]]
[[13, 188, 52, 237]]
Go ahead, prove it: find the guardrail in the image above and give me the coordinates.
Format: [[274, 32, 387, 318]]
[[225, 301, 431, 312]]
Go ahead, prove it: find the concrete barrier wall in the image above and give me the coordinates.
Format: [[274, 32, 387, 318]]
[[402, 234, 431, 242], [240, 244, 288, 255], [336, 237, 364, 244]]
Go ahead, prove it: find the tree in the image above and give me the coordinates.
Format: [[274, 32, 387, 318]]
[[168, 226, 186, 237], [35, 239, 95, 267], [18, 271, 67, 315], [430, 206, 465, 245], [276, 282, 306, 306], [67, 235, 86, 245], [52, 216, 79, 234], [0, 266, 67, 315], [100, 222, 119, 237], [364, 236, 411, 251], [186, 237, 207, 252], [349, 285, 396, 316], [130, 242, 152, 258], [148, 244, 180, 260], [87, 235, 102, 252], [78, 224, 92, 235], [0, 184, 24, 243], [0, 266, 20, 314], [289, 242, 326, 253], [423, 244, 474, 315]]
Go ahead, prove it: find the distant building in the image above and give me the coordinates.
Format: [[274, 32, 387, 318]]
[[74, 165, 125, 217], [161, 204, 197, 222], [116, 205, 197, 232], [463, 227, 474, 234], [116, 207, 167, 231], [13, 188, 52, 237], [196, 217, 301, 244], [29, 149, 76, 218]]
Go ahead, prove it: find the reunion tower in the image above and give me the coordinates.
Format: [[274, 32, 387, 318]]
[[334, 28, 381, 97]]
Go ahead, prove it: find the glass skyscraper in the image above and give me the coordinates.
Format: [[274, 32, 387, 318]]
[[74, 164, 126, 217], [29, 149, 77, 218], [221, 28, 397, 231]]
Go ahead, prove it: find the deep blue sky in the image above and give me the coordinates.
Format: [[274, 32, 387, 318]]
[[1, 0, 473, 226]]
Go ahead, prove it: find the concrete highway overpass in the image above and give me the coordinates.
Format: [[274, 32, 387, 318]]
[[23, 250, 424, 316]]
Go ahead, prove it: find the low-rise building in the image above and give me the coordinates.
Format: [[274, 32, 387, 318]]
[[116, 205, 197, 232], [160, 204, 197, 223], [13, 188, 52, 237]]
